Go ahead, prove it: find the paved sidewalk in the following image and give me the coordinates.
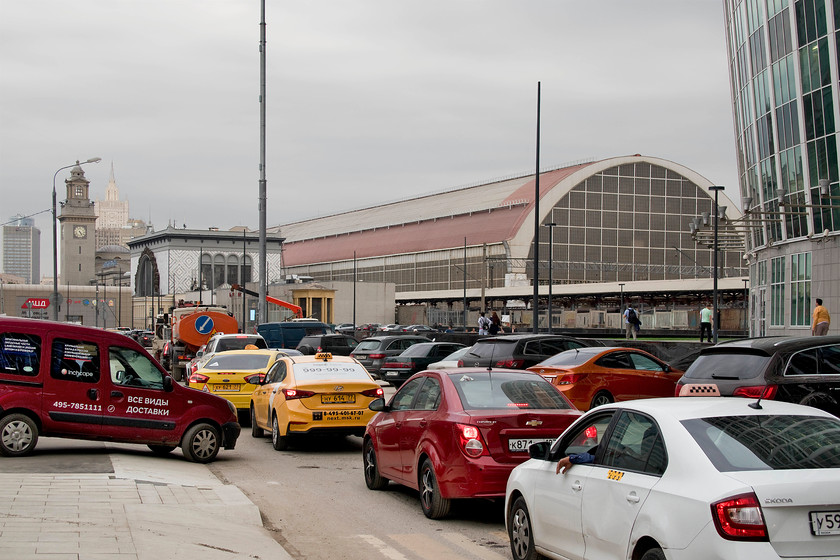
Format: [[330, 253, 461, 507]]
[[0, 445, 293, 560]]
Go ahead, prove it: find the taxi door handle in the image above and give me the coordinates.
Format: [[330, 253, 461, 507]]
[[571, 481, 583, 492], [111, 391, 124, 399], [87, 388, 99, 400], [626, 492, 640, 504], [418, 419, 427, 427], [395, 421, 403, 429]]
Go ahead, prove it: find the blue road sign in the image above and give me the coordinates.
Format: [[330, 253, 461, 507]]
[[195, 315, 215, 335]]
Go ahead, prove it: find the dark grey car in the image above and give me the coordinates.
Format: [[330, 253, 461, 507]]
[[296, 334, 358, 356], [676, 336, 840, 416], [458, 334, 602, 370], [350, 335, 430, 377]]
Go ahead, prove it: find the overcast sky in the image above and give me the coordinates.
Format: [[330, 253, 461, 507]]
[[0, 0, 737, 275]]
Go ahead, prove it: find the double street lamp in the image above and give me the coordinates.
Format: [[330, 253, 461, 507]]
[[52, 158, 101, 321]]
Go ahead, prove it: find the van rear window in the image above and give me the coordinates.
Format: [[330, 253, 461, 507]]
[[51, 339, 100, 383], [0, 333, 41, 376], [682, 352, 770, 380]]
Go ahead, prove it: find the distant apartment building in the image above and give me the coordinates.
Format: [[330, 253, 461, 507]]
[[2, 215, 40, 284], [93, 164, 147, 249]]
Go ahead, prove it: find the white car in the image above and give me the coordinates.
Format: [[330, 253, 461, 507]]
[[427, 345, 471, 368], [505, 397, 840, 560]]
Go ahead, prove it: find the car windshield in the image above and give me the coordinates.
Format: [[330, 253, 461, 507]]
[[682, 414, 840, 471], [441, 347, 470, 361], [401, 344, 434, 357], [448, 371, 573, 410], [216, 337, 267, 351], [539, 348, 595, 367], [468, 340, 516, 358], [292, 361, 371, 381], [203, 354, 273, 370], [354, 340, 382, 351], [682, 352, 771, 380]]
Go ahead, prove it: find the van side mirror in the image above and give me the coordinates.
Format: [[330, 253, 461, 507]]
[[163, 376, 174, 392], [369, 398, 389, 412], [528, 441, 551, 460]]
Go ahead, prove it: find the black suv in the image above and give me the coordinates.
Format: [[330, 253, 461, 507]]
[[350, 335, 430, 377], [379, 342, 466, 386], [676, 336, 840, 416], [296, 334, 359, 356], [458, 334, 602, 370]]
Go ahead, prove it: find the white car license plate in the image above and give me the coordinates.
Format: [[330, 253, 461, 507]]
[[810, 511, 840, 536], [508, 438, 554, 453]]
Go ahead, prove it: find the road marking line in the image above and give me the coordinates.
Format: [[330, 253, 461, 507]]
[[358, 534, 409, 560]]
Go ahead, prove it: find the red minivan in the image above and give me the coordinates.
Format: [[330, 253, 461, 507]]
[[0, 317, 240, 463]]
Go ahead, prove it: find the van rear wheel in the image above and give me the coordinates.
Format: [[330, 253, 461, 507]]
[[0, 413, 38, 457]]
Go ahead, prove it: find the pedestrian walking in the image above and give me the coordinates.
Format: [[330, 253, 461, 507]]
[[812, 298, 831, 335], [624, 305, 638, 340], [700, 303, 713, 342], [489, 311, 502, 335], [478, 312, 490, 335]]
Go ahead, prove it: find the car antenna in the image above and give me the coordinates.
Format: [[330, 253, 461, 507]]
[[748, 386, 771, 410]]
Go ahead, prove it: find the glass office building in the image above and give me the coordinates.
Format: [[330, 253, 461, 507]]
[[726, 0, 840, 335]]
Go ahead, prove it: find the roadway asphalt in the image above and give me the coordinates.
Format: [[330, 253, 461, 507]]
[[0, 438, 293, 560]]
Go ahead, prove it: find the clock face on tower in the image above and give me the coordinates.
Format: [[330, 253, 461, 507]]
[[73, 225, 87, 239]]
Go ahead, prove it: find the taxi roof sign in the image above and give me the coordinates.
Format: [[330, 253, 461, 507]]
[[314, 352, 333, 361]]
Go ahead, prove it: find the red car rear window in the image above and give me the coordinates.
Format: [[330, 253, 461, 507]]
[[447, 371, 573, 410]]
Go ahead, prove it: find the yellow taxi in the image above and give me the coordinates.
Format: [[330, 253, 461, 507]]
[[249, 353, 384, 450], [189, 349, 287, 422]]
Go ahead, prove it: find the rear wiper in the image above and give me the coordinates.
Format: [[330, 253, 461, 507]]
[[710, 373, 740, 380]]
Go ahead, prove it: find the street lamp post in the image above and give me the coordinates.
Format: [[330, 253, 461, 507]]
[[709, 185, 725, 344], [52, 158, 101, 321], [543, 222, 557, 333], [618, 282, 625, 334]]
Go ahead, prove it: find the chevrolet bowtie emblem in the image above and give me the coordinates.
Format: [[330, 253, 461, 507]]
[[334, 386, 344, 391], [526, 420, 543, 427]]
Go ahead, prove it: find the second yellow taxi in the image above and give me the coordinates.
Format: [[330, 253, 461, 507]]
[[249, 352, 384, 450]]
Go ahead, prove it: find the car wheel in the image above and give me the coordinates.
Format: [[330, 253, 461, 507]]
[[509, 496, 542, 560], [271, 414, 288, 451], [419, 459, 450, 519], [147, 444, 176, 456], [181, 423, 221, 463], [363, 439, 389, 490], [251, 405, 264, 438], [0, 413, 39, 457], [640, 547, 666, 560], [590, 391, 614, 409], [298, 345, 313, 355]]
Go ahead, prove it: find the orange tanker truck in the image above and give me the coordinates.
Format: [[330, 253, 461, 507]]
[[156, 303, 239, 381]]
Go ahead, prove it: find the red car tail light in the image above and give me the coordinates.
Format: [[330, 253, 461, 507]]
[[711, 493, 768, 541], [369, 353, 387, 360], [733, 385, 778, 400], [189, 373, 210, 385], [243, 373, 265, 384], [383, 361, 413, 369], [495, 359, 524, 368], [554, 373, 587, 385], [282, 388, 316, 400], [361, 387, 385, 398], [456, 423, 489, 458]]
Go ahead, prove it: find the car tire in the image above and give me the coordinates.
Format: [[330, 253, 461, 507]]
[[640, 548, 666, 560], [272, 414, 289, 451], [508, 496, 542, 560], [147, 444, 176, 456], [0, 413, 39, 457], [590, 391, 614, 409], [251, 405, 264, 438], [419, 459, 450, 519], [298, 345, 313, 355], [181, 423, 221, 463], [363, 439, 389, 490]]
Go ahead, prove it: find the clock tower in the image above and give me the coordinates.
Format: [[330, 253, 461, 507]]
[[58, 162, 97, 285]]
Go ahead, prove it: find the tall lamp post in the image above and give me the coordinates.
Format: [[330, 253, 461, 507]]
[[709, 185, 725, 344], [52, 158, 101, 321], [543, 222, 557, 333], [618, 282, 625, 334]]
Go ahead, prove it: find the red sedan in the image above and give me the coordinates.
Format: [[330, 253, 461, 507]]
[[527, 346, 684, 411], [363, 369, 581, 519]]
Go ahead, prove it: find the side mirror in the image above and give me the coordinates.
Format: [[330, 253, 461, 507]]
[[369, 398, 388, 412], [163, 376, 174, 392], [528, 441, 551, 460]]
